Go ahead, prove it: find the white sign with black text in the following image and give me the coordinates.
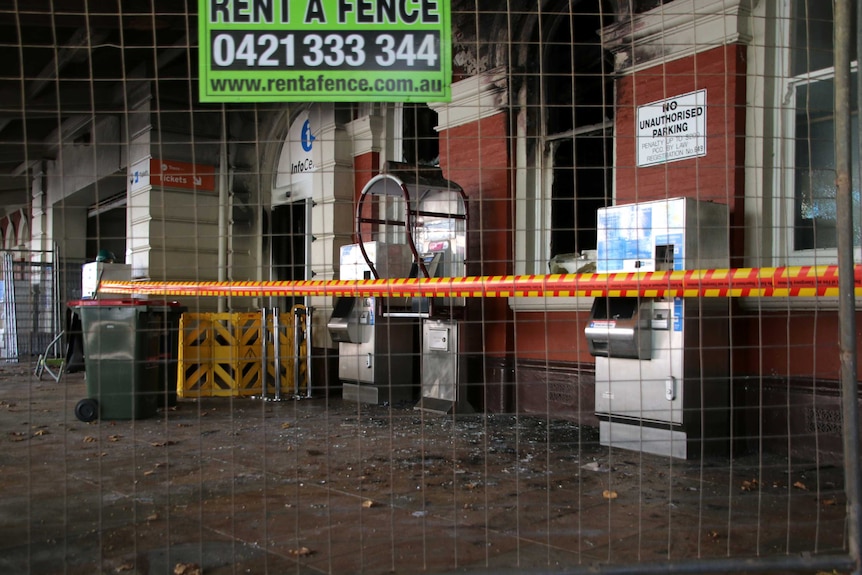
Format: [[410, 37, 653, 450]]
[[637, 89, 707, 167]]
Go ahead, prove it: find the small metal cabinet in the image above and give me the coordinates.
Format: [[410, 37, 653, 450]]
[[418, 319, 472, 414]]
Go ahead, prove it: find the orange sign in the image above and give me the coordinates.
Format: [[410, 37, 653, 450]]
[[151, 159, 215, 192]]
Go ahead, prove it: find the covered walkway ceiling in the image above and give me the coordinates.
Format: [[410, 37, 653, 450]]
[[0, 0, 194, 216], [0, 0, 640, 219]]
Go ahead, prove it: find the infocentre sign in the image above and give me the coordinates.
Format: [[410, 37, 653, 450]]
[[198, 0, 452, 103]]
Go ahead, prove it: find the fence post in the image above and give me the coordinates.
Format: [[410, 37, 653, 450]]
[[834, 1, 861, 572]]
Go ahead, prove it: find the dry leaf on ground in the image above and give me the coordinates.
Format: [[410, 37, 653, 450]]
[[288, 546, 313, 557], [173, 563, 201, 575]]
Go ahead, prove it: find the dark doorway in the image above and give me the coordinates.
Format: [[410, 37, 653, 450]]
[[86, 202, 126, 263], [271, 200, 307, 310]]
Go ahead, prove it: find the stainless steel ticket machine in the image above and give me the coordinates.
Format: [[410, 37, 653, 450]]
[[327, 241, 416, 405], [343, 161, 471, 413], [585, 198, 730, 459]]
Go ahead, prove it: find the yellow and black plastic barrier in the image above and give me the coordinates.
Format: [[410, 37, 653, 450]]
[[177, 305, 307, 398]]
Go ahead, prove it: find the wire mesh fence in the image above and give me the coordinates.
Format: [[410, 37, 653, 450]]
[[0, 1, 860, 574]]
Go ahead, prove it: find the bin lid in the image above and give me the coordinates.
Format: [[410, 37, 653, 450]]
[[68, 298, 184, 308]]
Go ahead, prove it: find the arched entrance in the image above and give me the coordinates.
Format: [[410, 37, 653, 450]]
[[270, 108, 315, 311]]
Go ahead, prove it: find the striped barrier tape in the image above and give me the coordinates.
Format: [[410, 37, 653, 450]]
[[98, 265, 862, 299]]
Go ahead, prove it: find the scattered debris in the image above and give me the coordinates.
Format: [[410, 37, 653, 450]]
[[582, 461, 611, 473], [707, 530, 721, 542], [150, 441, 177, 447], [174, 562, 202, 575], [287, 546, 313, 557]]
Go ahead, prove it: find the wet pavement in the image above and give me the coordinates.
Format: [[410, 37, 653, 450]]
[[0, 365, 852, 575]]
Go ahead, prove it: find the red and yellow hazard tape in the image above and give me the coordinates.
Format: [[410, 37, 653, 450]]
[[98, 265, 862, 299]]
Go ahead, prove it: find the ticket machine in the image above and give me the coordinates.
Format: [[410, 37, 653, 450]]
[[327, 241, 416, 405], [351, 162, 471, 414], [584, 198, 730, 458]]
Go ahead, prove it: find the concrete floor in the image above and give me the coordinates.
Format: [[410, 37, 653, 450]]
[[0, 364, 852, 575]]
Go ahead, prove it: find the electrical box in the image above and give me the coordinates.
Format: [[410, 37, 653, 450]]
[[81, 262, 131, 300]]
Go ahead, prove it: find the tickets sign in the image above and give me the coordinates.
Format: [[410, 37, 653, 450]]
[[129, 158, 216, 192], [152, 159, 216, 192], [198, 0, 452, 103]]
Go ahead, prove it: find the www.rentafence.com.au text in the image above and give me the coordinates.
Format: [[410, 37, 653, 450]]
[[209, 75, 444, 95]]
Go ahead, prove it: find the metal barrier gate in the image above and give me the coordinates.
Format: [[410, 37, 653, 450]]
[[0, 249, 65, 363]]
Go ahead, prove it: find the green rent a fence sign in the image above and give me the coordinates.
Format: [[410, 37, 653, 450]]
[[198, 0, 452, 103]]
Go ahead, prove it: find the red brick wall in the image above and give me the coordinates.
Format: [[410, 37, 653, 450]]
[[614, 44, 862, 382], [615, 44, 746, 264], [514, 311, 595, 363], [353, 151, 379, 241], [736, 310, 862, 380], [438, 113, 513, 357], [353, 151, 379, 203]]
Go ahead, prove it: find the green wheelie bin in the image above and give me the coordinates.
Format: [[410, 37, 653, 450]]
[[71, 299, 181, 422]]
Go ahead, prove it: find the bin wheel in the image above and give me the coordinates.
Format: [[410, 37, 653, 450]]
[[75, 398, 99, 422]]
